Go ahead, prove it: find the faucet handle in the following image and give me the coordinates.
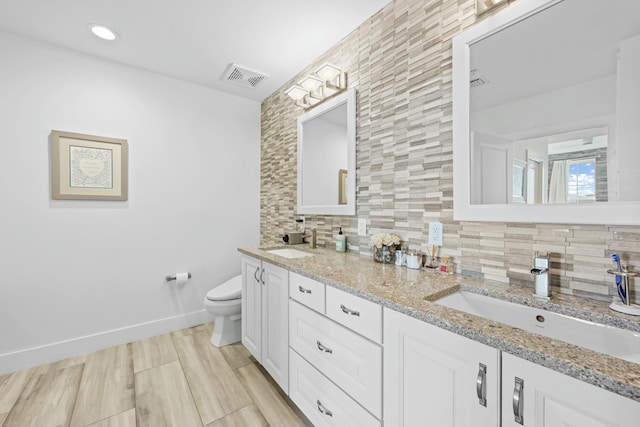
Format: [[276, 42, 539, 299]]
[[534, 253, 550, 269]]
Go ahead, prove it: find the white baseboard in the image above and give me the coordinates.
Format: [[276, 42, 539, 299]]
[[0, 309, 211, 375]]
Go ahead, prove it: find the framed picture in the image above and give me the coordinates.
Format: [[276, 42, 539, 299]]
[[51, 130, 128, 200], [338, 169, 348, 205]]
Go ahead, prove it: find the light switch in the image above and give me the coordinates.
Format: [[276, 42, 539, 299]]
[[358, 219, 367, 236]]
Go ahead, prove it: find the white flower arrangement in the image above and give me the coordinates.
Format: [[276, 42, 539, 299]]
[[371, 233, 401, 249]]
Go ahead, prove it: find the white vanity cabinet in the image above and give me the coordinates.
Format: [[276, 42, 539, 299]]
[[384, 307, 500, 427], [240, 255, 289, 394], [288, 273, 382, 426], [502, 353, 640, 427]]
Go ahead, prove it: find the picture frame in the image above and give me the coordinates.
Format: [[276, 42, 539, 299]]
[[338, 169, 348, 205], [51, 130, 128, 200]]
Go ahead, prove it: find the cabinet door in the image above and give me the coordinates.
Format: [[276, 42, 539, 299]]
[[384, 308, 500, 427], [261, 261, 289, 394], [502, 353, 640, 427], [241, 256, 262, 362]]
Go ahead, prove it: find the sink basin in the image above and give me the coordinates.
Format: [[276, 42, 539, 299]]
[[436, 291, 640, 363], [267, 248, 314, 259]]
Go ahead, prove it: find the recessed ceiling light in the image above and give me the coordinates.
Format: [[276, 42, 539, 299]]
[[89, 24, 118, 41]]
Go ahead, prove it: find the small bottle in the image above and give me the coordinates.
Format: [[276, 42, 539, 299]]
[[439, 256, 454, 274], [336, 227, 347, 252]]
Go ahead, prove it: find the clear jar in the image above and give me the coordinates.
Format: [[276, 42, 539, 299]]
[[439, 257, 455, 274]]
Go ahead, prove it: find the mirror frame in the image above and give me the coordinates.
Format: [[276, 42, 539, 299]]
[[452, 0, 640, 225], [297, 88, 356, 216]]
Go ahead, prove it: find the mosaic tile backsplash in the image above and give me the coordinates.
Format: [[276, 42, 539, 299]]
[[259, 0, 640, 303]]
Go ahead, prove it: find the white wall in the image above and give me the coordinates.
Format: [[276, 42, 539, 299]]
[[302, 119, 347, 205], [0, 31, 261, 374], [471, 75, 616, 141], [615, 34, 640, 201]]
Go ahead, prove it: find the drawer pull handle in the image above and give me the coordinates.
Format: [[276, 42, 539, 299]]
[[340, 304, 360, 316], [316, 340, 333, 354], [298, 286, 312, 294], [513, 377, 524, 425], [317, 400, 333, 417], [476, 363, 487, 407]]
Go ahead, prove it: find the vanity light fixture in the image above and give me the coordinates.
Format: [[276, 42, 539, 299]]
[[476, 0, 512, 15], [89, 24, 118, 41], [285, 63, 347, 109]]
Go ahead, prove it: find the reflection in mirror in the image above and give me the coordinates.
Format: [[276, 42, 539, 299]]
[[297, 88, 356, 215], [301, 104, 347, 205], [468, 0, 640, 205], [453, 0, 640, 224]]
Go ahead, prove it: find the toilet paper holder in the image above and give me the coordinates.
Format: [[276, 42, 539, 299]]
[[166, 273, 192, 282]]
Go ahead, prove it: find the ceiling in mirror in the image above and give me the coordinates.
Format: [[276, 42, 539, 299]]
[[468, 0, 640, 206]]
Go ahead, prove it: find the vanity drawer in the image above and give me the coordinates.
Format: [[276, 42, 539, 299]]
[[289, 349, 381, 427], [325, 286, 382, 344], [289, 300, 382, 417], [289, 272, 325, 313]]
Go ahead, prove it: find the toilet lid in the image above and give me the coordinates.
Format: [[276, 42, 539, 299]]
[[206, 275, 242, 301]]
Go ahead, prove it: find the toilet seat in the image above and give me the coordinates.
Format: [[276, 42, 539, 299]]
[[206, 275, 242, 301]]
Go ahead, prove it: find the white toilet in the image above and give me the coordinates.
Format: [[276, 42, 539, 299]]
[[204, 275, 242, 347]]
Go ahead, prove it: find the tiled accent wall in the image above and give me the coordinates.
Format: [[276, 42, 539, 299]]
[[260, 0, 640, 303]]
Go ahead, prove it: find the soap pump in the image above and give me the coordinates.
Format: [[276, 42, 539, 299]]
[[336, 227, 347, 252]]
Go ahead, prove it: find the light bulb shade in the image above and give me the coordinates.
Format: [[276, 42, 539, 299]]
[[299, 75, 324, 92], [476, 0, 507, 15], [316, 63, 342, 81], [285, 85, 308, 101]]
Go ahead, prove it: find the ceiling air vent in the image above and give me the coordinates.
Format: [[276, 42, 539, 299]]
[[222, 63, 269, 89], [470, 68, 490, 88]]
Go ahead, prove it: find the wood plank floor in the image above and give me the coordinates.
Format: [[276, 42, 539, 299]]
[[0, 323, 311, 427]]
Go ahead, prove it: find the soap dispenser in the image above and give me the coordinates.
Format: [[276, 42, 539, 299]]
[[336, 227, 347, 252]]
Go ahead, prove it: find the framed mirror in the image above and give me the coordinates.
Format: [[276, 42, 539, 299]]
[[453, 0, 640, 224], [297, 88, 356, 215]]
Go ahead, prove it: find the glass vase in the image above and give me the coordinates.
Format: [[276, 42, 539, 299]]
[[373, 245, 396, 263]]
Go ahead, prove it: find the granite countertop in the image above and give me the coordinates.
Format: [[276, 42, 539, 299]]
[[238, 245, 640, 402]]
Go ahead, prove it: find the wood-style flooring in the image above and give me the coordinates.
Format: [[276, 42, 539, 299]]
[[0, 323, 311, 427]]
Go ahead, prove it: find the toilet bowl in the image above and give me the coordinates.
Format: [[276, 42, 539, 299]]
[[204, 275, 242, 347]]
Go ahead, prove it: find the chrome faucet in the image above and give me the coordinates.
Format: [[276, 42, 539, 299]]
[[531, 252, 550, 300], [304, 228, 317, 249]]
